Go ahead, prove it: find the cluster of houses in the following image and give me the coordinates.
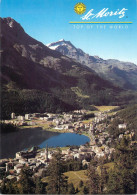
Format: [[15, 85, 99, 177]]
[[2, 113, 37, 126], [89, 114, 135, 149], [94, 112, 108, 123], [2, 111, 108, 132], [118, 130, 135, 140], [49, 112, 108, 132], [0, 146, 49, 184], [1, 109, 135, 187], [2, 112, 84, 128], [0, 111, 117, 185], [0, 140, 115, 186]]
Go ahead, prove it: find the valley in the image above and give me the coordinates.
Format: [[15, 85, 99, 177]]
[[0, 17, 137, 194], [1, 17, 137, 120]]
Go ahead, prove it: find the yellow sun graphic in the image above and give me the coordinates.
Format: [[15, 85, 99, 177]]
[[74, 3, 86, 15]]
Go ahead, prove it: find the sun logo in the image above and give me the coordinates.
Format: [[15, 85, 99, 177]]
[[74, 3, 86, 15]]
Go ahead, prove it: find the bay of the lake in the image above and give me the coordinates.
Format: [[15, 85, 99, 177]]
[[0, 128, 90, 159], [39, 133, 90, 148]]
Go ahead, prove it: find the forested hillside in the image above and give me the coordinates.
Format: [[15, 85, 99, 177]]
[[1, 17, 133, 119]]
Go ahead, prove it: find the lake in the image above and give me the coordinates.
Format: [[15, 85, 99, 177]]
[[0, 128, 90, 159], [39, 133, 90, 148]]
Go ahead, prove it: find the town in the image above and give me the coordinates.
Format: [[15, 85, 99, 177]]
[[0, 107, 135, 187]]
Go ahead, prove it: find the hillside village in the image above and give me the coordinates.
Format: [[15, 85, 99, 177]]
[[0, 106, 135, 187]]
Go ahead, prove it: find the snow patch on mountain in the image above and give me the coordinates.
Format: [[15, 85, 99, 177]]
[[46, 39, 77, 50]]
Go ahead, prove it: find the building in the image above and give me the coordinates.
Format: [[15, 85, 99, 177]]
[[17, 116, 25, 121], [118, 124, 127, 129], [25, 114, 30, 120], [11, 113, 15, 119]]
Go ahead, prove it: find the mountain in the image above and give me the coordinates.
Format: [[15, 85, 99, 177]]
[[47, 40, 137, 90], [0, 17, 127, 118]]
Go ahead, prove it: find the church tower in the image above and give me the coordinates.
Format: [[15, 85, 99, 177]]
[[45, 144, 48, 161]]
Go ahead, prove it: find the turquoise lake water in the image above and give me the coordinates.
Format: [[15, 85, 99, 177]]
[[39, 133, 90, 148], [1, 128, 90, 158]]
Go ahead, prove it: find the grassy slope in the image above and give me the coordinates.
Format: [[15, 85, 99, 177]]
[[94, 106, 119, 112], [71, 87, 90, 99], [64, 170, 88, 193], [97, 162, 115, 175]]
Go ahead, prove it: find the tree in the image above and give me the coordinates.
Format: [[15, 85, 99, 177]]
[[107, 169, 122, 194], [75, 187, 79, 193], [99, 166, 108, 193], [79, 180, 83, 188], [68, 183, 75, 194], [46, 150, 68, 194], [106, 138, 136, 194], [18, 166, 35, 194], [0, 122, 18, 133], [88, 164, 100, 194], [1, 181, 16, 194], [83, 186, 89, 194], [35, 177, 45, 194]]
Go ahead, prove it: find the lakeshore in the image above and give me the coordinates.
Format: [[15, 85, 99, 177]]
[[1, 106, 136, 194], [0, 127, 59, 159], [1, 106, 119, 159], [0, 127, 90, 159]]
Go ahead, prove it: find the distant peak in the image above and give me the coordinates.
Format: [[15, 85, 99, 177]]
[[46, 39, 79, 53], [58, 39, 65, 42]]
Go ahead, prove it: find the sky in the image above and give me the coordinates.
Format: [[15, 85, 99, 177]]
[[1, 0, 137, 64]]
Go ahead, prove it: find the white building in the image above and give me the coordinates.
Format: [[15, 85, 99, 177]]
[[25, 114, 30, 120], [11, 113, 15, 119], [118, 124, 127, 129], [17, 116, 25, 121]]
